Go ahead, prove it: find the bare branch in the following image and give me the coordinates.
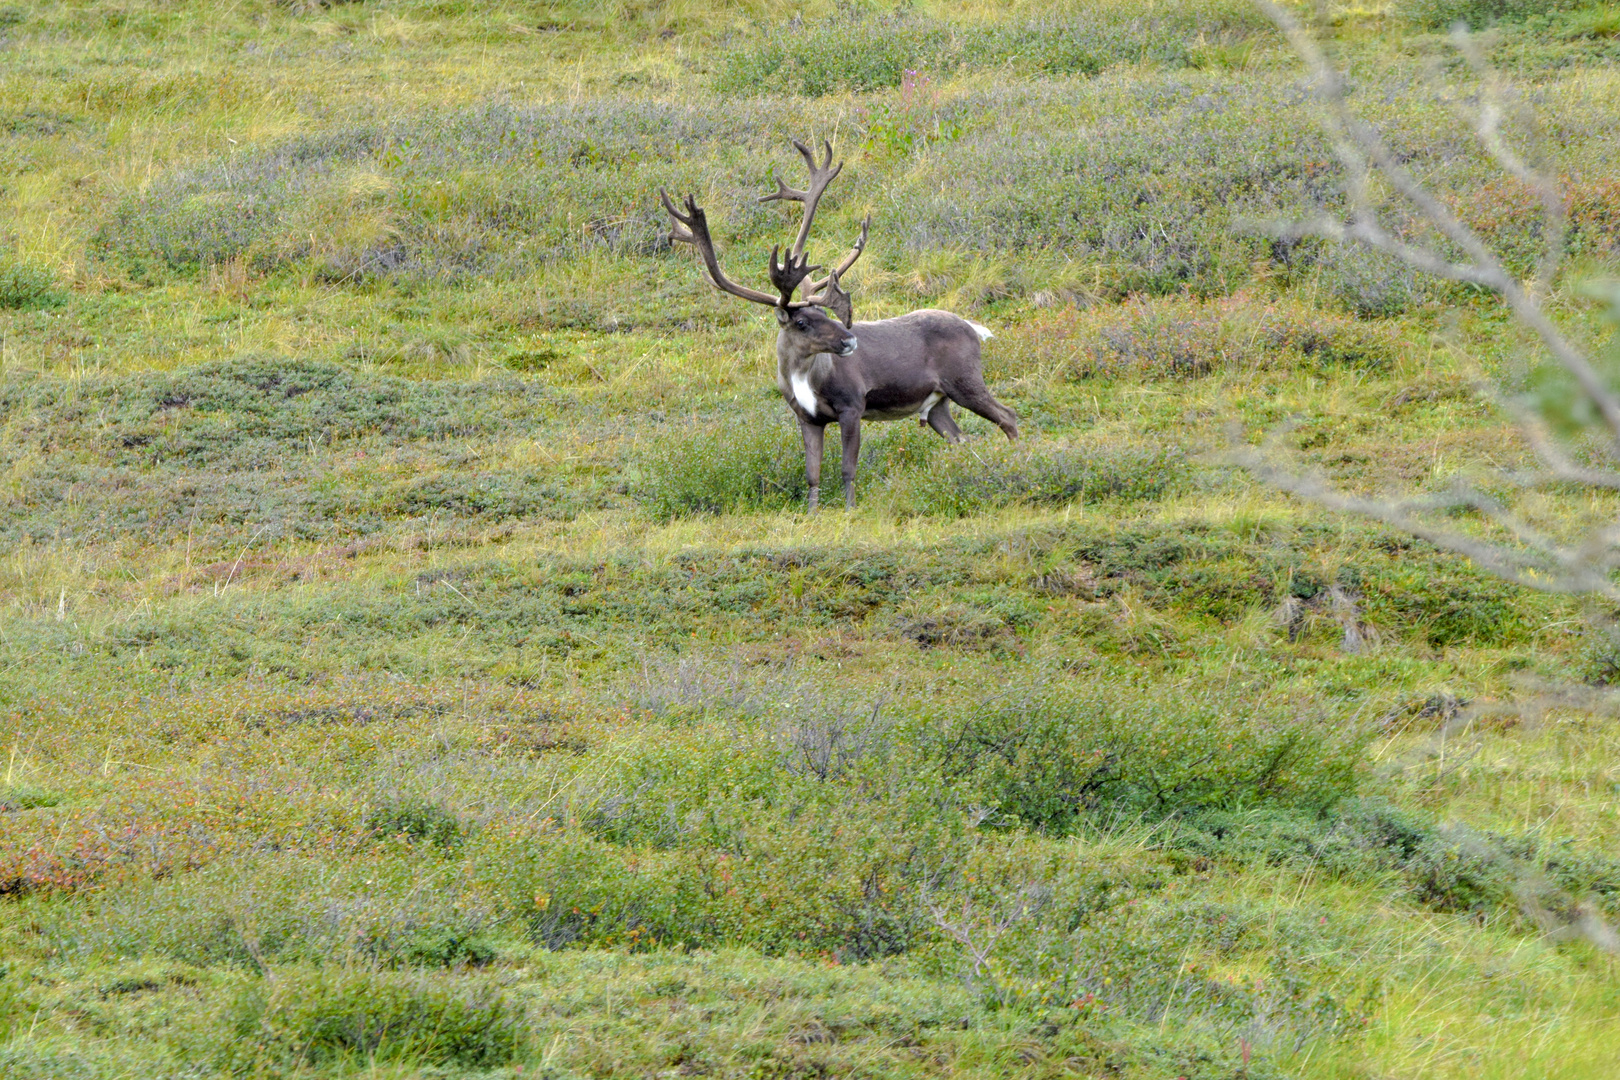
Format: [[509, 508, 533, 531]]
[[1231, 443, 1620, 601], [1447, 28, 1568, 300], [1254, 0, 1620, 449]]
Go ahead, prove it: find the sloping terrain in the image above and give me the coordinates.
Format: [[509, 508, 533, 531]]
[[2, 1, 1620, 1077]]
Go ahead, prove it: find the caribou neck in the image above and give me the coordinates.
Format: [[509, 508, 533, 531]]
[[776, 336, 836, 417]]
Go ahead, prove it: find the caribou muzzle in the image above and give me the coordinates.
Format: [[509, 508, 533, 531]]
[[838, 337, 858, 356]]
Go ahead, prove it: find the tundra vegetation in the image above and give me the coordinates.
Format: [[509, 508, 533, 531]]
[[1, 1, 1619, 1077]]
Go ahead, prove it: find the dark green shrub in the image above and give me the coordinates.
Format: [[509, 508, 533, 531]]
[[363, 797, 465, 850], [1395, 0, 1588, 27], [479, 790, 966, 961], [0, 786, 62, 812], [1172, 800, 1620, 921], [917, 677, 1366, 829], [380, 929, 497, 969], [1359, 558, 1535, 646], [1318, 243, 1429, 318], [476, 832, 712, 951], [0, 258, 65, 310], [217, 969, 520, 1070], [640, 416, 810, 517], [888, 440, 1186, 517]]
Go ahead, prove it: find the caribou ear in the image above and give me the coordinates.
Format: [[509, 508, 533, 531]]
[[775, 306, 792, 326]]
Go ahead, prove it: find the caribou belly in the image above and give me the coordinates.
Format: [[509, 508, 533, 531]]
[[864, 391, 943, 422]]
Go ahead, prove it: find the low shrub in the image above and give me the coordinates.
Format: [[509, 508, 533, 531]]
[[0, 964, 36, 1044], [915, 677, 1366, 829], [999, 296, 1401, 382], [573, 732, 785, 850], [715, 13, 957, 96], [52, 854, 499, 970], [1173, 800, 1620, 921], [0, 786, 61, 812], [885, 439, 1186, 516], [0, 358, 587, 547], [1316, 242, 1430, 318], [640, 411, 1182, 519], [362, 797, 465, 850], [1395, 0, 1590, 28], [478, 793, 967, 961], [216, 968, 520, 1071], [714, 5, 1275, 95], [639, 416, 809, 518], [0, 258, 65, 310]]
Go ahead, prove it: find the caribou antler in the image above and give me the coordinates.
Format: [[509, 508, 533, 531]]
[[659, 188, 782, 308], [768, 245, 821, 307], [759, 138, 844, 266], [809, 214, 869, 293], [662, 138, 868, 317], [804, 214, 869, 325]]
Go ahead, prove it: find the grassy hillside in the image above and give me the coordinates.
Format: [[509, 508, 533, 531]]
[[3, 1, 1620, 1077]]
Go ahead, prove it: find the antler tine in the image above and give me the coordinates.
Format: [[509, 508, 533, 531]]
[[756, 136, 846, 263], [659, 188, 783, 309], [806, 269, 854, 328], [791, 141, 843, 261], [808, 214, 869, 295], [759, 177, 808, 204], [768, 244, 822, 307], [659, 189, 697, 245]]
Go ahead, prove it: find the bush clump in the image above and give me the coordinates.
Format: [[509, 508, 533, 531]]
[[363, 797, 465, 850], [888, 440, 1186, 516], [916, 677, 1366, 830], [1395, 0, 1590, 28], [640, 417, 809, 518], [1174, 799, 1620, 922], [1003, 296, 1402, 381], [715, 5, 1274, 95], [716, 13, 957, 95], [216, 968, 520, 1071], [0, 258, 65, 310]]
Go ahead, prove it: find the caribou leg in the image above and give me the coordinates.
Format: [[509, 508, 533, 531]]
[[924, 400, 964, 443], [838, 412, 863, 509], [948, 385, 1020, 440], [800, 417, 825, 512]]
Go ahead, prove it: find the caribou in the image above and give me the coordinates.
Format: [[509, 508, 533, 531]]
[[660, 138, 1018, 511]]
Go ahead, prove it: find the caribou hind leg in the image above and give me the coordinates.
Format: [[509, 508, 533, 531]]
[[924, 400, 964, 443], [948, 383, 1020, 440]]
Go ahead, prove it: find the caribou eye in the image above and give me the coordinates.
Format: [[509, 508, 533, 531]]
[[794, 320, 807, 331]]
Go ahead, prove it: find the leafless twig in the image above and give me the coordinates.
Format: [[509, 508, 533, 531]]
[[1245, 2, 1620, 953], [1246, 1, 1620, 602]]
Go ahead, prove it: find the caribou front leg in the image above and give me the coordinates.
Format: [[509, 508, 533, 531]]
[[800, 417, 825, 512], [838, 411, 862, 509]]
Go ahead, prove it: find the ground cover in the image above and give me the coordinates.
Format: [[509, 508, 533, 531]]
[[3, 1, 1620, 1077]]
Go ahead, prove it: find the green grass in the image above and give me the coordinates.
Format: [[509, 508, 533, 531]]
[[3, 1, 1620, 1077]]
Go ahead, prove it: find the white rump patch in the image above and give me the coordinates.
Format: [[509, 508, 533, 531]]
[[967, 321, 994, 341], [789, 372, 819, 416]]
